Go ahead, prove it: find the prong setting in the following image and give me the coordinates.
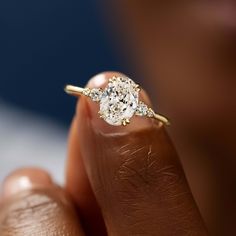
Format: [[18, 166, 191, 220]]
[[122, 118, 130, 126], [109, 76, 117, 83], [135, 84, 141, 92]]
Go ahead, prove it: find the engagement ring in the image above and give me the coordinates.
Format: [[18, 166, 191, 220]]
[[65, 76, 170, 126]]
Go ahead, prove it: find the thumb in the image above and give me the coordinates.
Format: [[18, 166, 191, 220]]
[[67, 72, 208, 235]]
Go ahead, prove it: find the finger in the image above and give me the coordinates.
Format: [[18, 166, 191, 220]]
[[66, 117, 107, 236], [0, 168, 85, 236], [66, 72, 147, 236], [68, 72, 208, 235]]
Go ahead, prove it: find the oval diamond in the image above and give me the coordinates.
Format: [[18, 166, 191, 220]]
[[99, 77, 139, 126]]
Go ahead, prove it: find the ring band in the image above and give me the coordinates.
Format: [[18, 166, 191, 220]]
[[65, 76, 170, 126]]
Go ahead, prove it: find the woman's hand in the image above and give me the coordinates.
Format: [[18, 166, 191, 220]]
[[0, 72, 208, 235]]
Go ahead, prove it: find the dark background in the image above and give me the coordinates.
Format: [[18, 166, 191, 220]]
[[0, 0, 128, 125]]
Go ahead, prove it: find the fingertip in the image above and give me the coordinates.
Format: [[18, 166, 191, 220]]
[[87, 71, 152, 106], [76, 71, 155, 134], [1, 167, 54, 200], [87, 71, 126, 88]]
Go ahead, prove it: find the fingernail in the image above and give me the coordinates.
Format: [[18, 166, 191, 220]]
[[1, 168, 54, 199], [81, 72, 155, 134]]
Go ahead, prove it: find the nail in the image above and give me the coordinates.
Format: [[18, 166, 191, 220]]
[[1, 168, 54, 199]]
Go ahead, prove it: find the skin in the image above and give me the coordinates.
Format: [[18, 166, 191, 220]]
[[0, 73, 208, 235]]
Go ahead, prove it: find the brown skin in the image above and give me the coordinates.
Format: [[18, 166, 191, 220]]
[[102, 2, 236, 235], [0, 73, 208, 235]]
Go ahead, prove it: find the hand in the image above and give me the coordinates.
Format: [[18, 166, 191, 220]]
[[0, 72, 208, 235]]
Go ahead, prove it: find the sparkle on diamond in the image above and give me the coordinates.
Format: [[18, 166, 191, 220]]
[[99, 77, 139, 126]]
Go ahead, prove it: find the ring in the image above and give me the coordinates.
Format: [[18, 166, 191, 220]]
[[65, 76, 170, 126]]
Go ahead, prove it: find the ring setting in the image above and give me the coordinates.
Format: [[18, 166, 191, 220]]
[[65, 76, 170, 126]]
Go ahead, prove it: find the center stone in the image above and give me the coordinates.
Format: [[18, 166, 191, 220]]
[[99, 77, 139, 126]]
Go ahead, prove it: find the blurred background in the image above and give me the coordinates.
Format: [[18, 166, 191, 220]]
[[0, 0, 131, 183]]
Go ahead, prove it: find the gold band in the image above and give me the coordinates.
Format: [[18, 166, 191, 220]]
[[64, 85, 84, 96]]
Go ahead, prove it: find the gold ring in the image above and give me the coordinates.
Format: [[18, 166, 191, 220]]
[[65, 76, 170, 126]]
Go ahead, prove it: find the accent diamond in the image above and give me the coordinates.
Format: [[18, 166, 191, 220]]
[[89, 88, 102, 102], [99, 76, 139, 126], [82, 88, 90, 96], [136, 102, 148, 116]]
